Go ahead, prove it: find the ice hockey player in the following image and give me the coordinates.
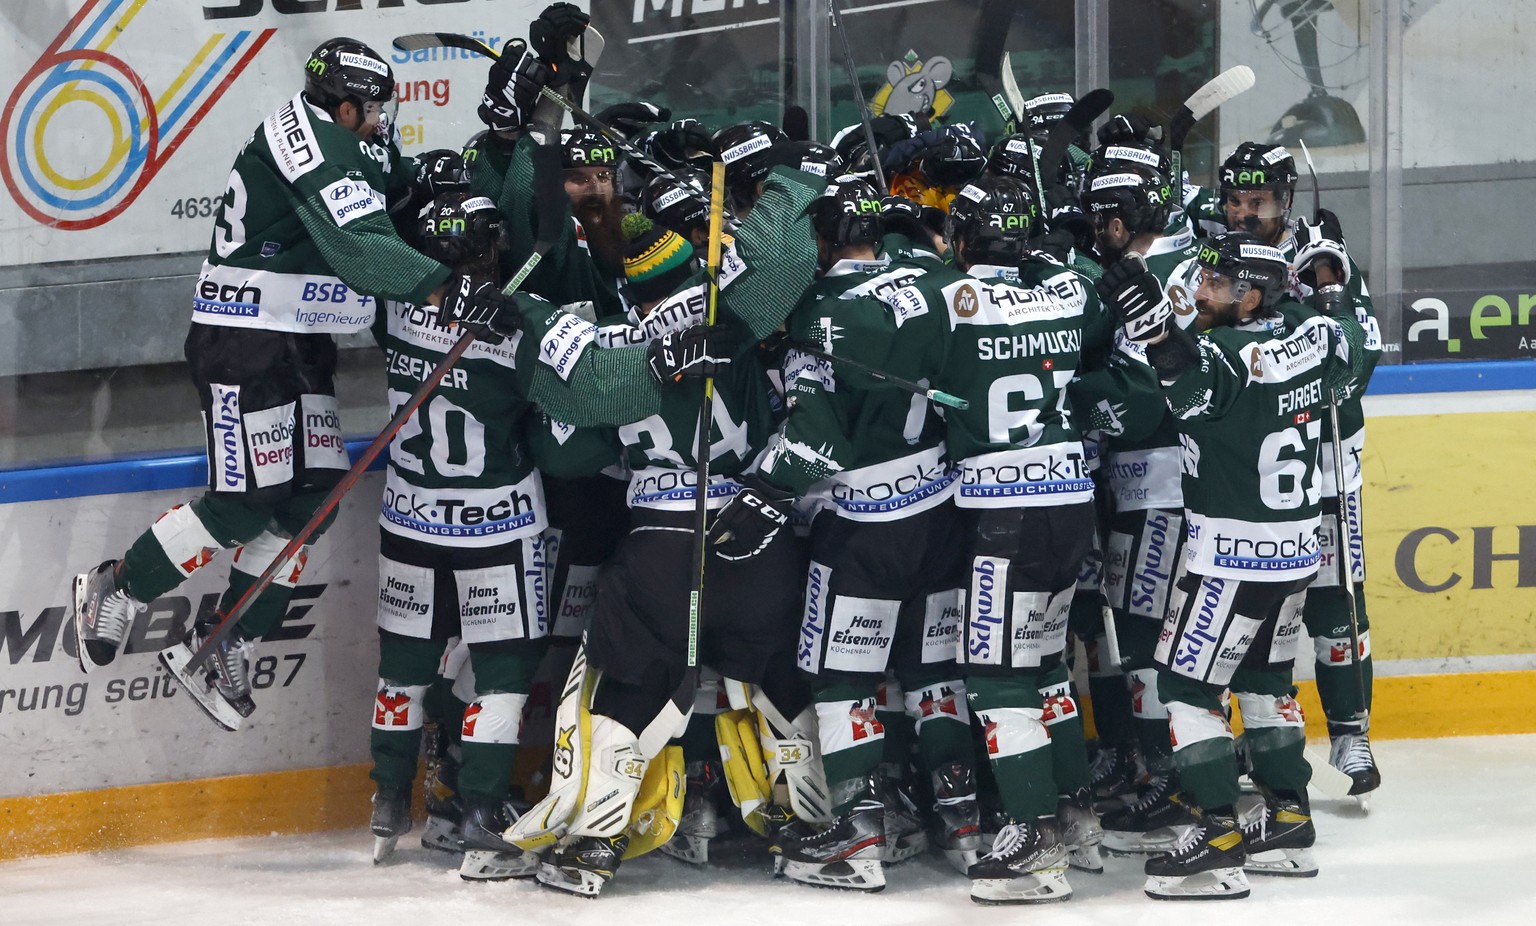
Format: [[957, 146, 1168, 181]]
[[1209, 143, 1383, 797], [1099, 231, 1372, 900], [1077, 155, 1207, 853], [70, 37, 460, 729], [923, 176, 1100, 904], [742, 176, 978, 893]]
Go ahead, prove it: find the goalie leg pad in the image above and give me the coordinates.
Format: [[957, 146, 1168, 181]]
[[568, 714, 649, 838], [622, 744, 685, 859], [509, 645, 594, 850], [717, 708, 775, 835]]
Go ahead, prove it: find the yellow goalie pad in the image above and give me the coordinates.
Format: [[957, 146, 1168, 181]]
[[621, 744, 685, 859], [715, 708, 774, 836]]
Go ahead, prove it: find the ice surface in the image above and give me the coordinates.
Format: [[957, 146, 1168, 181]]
[[4, 735, 1533, 926]]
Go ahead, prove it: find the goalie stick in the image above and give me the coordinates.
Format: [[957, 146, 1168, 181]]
[[827, 0, 887, 191], [1033, 87, 1114, 203], [1167, 65, 1256, 194], [178, 145, 570, 677]]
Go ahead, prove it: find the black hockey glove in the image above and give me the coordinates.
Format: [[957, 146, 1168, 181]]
[[648, 118, 716, 168], [444, 274, 519, 346], [1043, 182, 1096, 254], [1097, 254, 1173, 344], [411, 149, 470, 200], [1097, 112, 1163, 148], [1310, 283, 1350, 318], [647, 323, 737, 384], [478, 39, 550, 134], [709, 478, 793, 561], [1293, 206, 1351, 289], [595, 101, 671, 139], [530, 2, 592, 84]]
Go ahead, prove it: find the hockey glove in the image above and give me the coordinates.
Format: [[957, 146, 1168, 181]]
[[648, 118, 716, 168], [1043, 182, 1096, 254], [478, 39, 550, 134], [1293, 206, 1351, 289], [1310, 282, 1350, 318], [411, 149, 470, 200], [1098, 254, 1173, 344], [595, 101, 671, 139], [531, 2, 592, 85], [647, 323, 737, 384], [444, 275, 519, 346], [709, 479, 793, 561]]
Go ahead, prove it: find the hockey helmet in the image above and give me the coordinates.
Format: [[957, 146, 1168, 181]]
[[1219, 142, 1298, 199], [810, 175, 884, 248], [560, 128, 619, 169], [304, 37, 395, 109], [418, 192, 505, 266], [916, 123, 987, 189], [1195, 230, 1289, 309], [945, 175, 1038, 265], [985, 134, 1041, 183], [713, 121, 789, 193], [1024, 91, 1075, 138], [643, 167, 712, 238], [1080, 163, 1174, 238]]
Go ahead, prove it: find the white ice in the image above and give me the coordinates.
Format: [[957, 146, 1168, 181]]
[[5, 735, 1532, 926]]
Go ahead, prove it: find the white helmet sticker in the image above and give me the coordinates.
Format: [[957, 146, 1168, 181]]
[[338, 52, 388, 76], [1104, 146, 1161, 168]]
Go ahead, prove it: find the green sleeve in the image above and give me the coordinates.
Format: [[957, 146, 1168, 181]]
[[723, 166, 826, 341], [1069, 348, 1167, 442], [514, 296, 664, 426]]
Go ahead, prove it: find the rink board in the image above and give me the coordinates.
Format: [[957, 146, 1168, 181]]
[[2, 374, 1534, 859]]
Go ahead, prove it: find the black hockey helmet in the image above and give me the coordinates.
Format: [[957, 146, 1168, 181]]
[[810, 175, 883, 248], [560, 128, 619, 169], [915, 123, 987, 189], [418, 192, 505, 266], [643, 166, 711, 237], [1080, 163, 1174, 237], [880, 194, 945, 241], [1218, 142, 1298, 200], [713, 120, 788, 193], [304, 37, 394, 110], [1024, 91, 1075, 138], [762, 140, 845, 179], [985, 134, 1041, 183], [946, 174, 1038, 265], [1196, 230, 1289, 309], [1090, 141, 1173, 182]]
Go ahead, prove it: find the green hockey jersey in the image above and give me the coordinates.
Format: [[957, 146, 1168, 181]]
[[1160, 298, 1370, 582], [193, 94, 449, 333]]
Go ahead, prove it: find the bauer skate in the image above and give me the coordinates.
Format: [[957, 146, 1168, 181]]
[[370, 790, 412, 864], [929, 762, 982, 874], [459, 800, 539, 881], [1089, 742, 1141, 806], [968, 816, 1072, 905], [420, 723, 464, 854], [771, 787, 886, 892], [1101, 772, 1196, 854], [1143, 807, 1249, 900], [159, 620, 255, 731], [1240, 791, 1318, 877], [539, 833, 628, 898], [1058, 787, 1105, 873], [879, 773, 929, 865], [73, 560, 145, 673]]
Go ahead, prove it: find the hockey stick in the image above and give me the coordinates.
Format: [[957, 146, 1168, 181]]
[[1167, 65, 1256, 190], [688, 161, 728, 672], [827, 0, 887, 191], [182, 148, 570, 674], [999, 52, 1027, 131], [787, 340, 969, 410], [1036, 88, 1114, 199], [393, 31, 710, 205], [1298, 139, 1368, 711]]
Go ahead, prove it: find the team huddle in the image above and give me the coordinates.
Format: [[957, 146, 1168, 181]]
[[67, 2, 1383, 905]]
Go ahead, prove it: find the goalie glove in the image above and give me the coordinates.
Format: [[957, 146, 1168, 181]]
[[1293, 206, 1350, 289], [1097, 253, 1173, 345], [477, 39, 550, 134], [646, 323, 736, 383], [709, 479, 793, 562], [444, 275, 519, 345]]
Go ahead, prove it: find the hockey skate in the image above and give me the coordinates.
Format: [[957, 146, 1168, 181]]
[[879, 773, 929, 865], [370, 790, 412, 864], [967, 816, 1072, 904], [1089, 742, 1141, 806], [459, 800, 540, 881], [158, 620, 256, 732], [1101, 773, 1196, 854], [771, 790, 886, 892], [1143, 807, 1249, 900], [659, 760, 722, 865], [1057, 788, 1105, 874], [73, 560, 145, 673], [1240, 791, 1318, 877], [929, 762, 982, 874], [420, 724, 464, 854], [538, 833, 628, 897], [1329, 722, 1381, 811]]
